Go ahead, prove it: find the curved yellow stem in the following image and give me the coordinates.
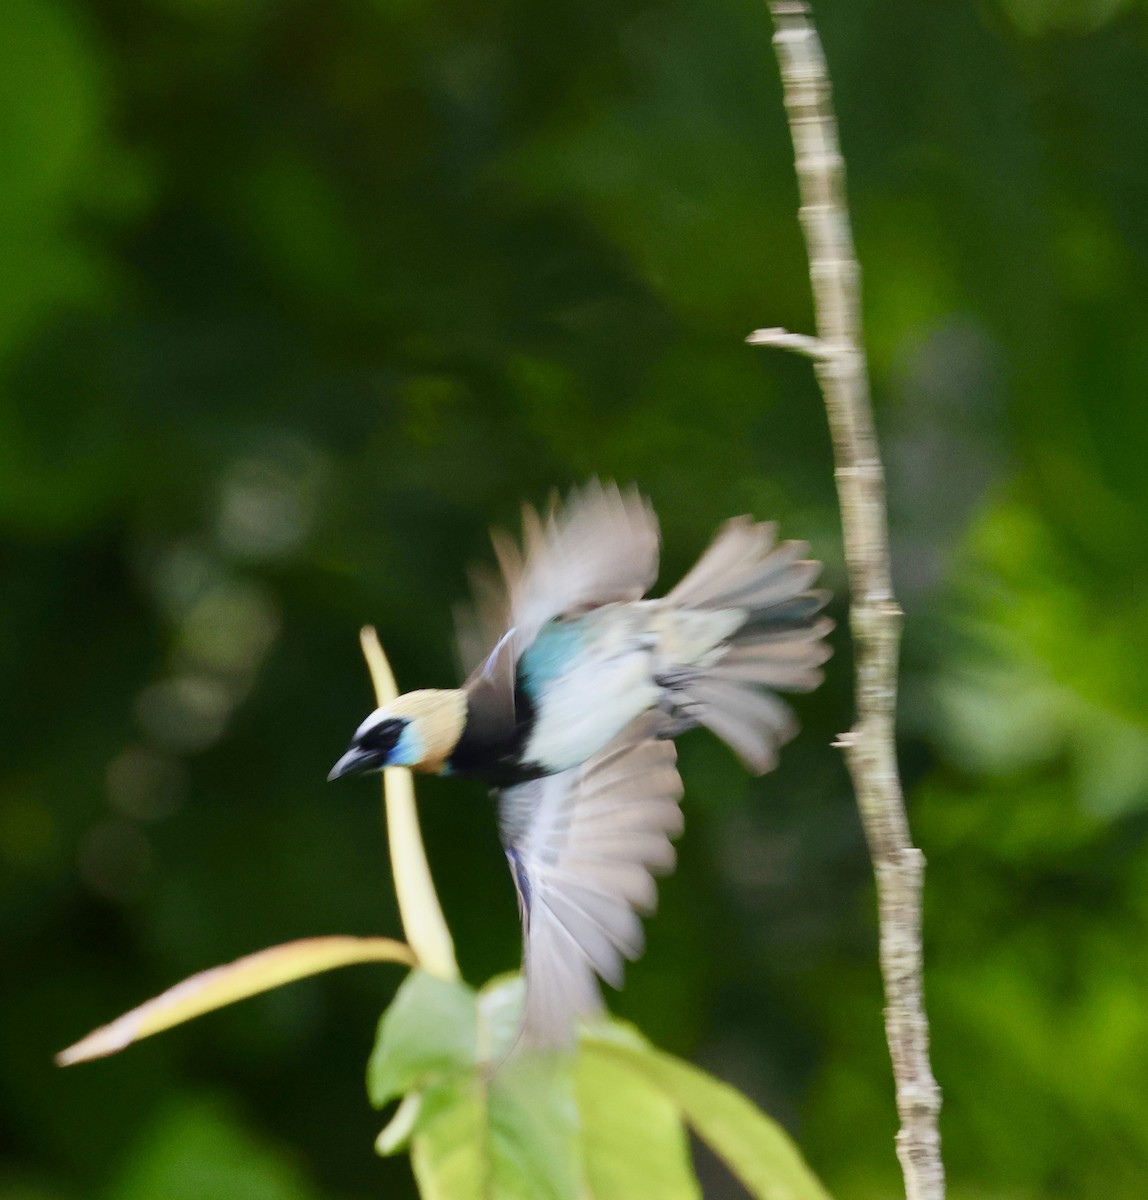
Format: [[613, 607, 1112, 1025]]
[[359, 626, 459, 981]]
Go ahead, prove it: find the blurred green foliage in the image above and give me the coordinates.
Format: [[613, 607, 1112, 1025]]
[[2, 0, 1147, 1197], [364, 970, 829, 1200]]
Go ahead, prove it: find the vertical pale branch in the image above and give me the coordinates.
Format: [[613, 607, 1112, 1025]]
[[748, 4, 944, 1199], [359, 626, 459, 981]]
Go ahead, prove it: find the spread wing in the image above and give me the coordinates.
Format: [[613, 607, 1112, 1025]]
[[455, 480, 661, 682], [498, 715, 684, 1045]]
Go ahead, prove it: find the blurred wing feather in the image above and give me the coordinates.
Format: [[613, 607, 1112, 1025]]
[[499, 716, 683, 1046], [457, 480, 660, 677]]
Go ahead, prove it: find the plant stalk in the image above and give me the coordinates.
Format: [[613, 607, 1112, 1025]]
[[750, 4, 944, 1197], [360, 626, 459, 981]]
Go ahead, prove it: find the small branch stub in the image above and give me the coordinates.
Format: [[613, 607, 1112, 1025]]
[[746, 326, 829, 360], [757, 3, 945, 1199]]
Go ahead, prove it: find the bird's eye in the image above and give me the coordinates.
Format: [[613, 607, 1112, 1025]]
[[359, 718, 406, 756]]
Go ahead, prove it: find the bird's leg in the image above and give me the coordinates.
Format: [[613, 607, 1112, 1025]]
[[654, 668, 702, 739], [654, 666, 695, 690], [655, 711, 701, 740]]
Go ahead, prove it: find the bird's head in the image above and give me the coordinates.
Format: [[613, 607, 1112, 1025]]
[[328, 689, 467, 780]]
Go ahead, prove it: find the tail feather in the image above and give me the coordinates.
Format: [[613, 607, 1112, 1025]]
[[679, 678, 799, 773], [666, 517, 777, 609], [742, 589, 831, 629], [710, 637, 831, 691], [737, 614, 834, 646], [722, 555, 821, 612], [663, 517, 833, 772]]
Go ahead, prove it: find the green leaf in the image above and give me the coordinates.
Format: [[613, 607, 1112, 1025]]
[[475, 973, 529, 1063], [583, 1028, 832, 1200], [486, 1055, 580, 1200], [577, 1034, 701, 1200], [367, 971, 478, 1108], [378, 973, 829, 1200], [409, 1059, 582, 1200], [404, 975, 581, 1200], [411, 1078, 487, 1200]]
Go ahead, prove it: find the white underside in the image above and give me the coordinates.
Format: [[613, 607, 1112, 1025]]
[[523, 651, 658, 772], [521, 603, 741, 773]]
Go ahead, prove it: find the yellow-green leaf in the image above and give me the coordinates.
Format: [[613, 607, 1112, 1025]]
[[577, 1039, 701, 1200], [582, 1029, 832, 1200], [56, 935, 413, 1066]]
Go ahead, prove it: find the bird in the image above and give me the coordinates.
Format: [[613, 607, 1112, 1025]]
[[329, 481, 832, 1044]]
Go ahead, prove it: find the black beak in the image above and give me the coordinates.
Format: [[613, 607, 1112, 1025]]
[[327, 744, 384, 782], [328, 715, 406, 782]]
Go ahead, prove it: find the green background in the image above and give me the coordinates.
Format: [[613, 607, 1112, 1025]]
[[2, 0, 1147, 1196]]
